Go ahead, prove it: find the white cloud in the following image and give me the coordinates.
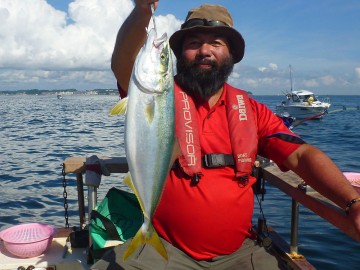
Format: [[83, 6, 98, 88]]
[[0, 0, 66, 69], [269, 63, 278, 70], [320, 75, 336, 85], [0, 0, 137, 70], [0, 0, 181, 90], [261, 77, 277, 84], [230, 71, 240, 79], [246, 78, 259, 88], [356, 67, 360, 78], [258, 63, 278, 73], [151, 14, 182, 38], [258, 67, 267, 72], [303, 79, 319, 88]]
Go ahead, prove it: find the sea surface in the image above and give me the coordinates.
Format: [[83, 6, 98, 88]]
[[0, 94, 359, 269]]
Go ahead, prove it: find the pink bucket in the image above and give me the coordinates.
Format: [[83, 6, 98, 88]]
[[344, 172, 360, 194], [0, 223, 55, 258]]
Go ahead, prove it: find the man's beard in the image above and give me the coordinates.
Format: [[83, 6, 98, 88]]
[[175, 55, 234, 102]]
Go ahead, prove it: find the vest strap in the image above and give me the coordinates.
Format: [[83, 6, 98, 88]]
[[202, 154, 234, 168], [173, 154, 235, 169]]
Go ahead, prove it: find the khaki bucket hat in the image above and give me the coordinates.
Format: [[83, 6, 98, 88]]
[[169, 4, 245, 63]]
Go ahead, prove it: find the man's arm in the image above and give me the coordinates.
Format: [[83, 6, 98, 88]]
[[283, 144, 360, 233], [111, 1, 158, 94]]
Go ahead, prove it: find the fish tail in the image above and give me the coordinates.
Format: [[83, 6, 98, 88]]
[[148, 228, 168, 261], [123, 228, 145, 261], [123, 226, 168, 261], [109, 97, 128, 115]]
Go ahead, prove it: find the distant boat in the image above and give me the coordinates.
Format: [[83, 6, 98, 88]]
[[57, 94, 62, 99], [275, 65, 331, 119], [276, 89, 331, 119]]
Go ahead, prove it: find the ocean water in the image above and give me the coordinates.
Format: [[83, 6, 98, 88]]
[[0, 94, 359, 269]]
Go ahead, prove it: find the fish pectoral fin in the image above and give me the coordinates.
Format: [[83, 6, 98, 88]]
[[109, 98, 128, 115], [123, 174, 147, 217], [123, 173, 135, 192], [144, 97, 155, 124], [171, 139, 182, 164], [123, 227, 168, 261]]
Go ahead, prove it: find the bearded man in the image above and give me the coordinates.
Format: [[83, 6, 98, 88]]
[[92, 1, 360, 269]]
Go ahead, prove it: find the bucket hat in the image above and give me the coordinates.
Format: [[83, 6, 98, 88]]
[[169, 4, 245, 63]]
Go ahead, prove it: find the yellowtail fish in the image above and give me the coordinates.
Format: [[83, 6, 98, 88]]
[[109, 12, 174, 261]]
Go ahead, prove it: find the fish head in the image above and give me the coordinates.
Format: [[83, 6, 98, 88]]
[[134, 28, 173, 95]]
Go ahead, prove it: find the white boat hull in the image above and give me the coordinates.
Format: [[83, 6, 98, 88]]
[[276, 104, 329, 119]]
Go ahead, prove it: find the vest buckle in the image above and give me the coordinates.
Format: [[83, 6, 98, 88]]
[[203, 154, 234, 168]]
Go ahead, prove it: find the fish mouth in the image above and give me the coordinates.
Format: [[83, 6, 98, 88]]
[[153, 33, 168, 48]]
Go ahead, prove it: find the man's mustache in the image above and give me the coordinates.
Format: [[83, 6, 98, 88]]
[[193, 58, 216, 67]]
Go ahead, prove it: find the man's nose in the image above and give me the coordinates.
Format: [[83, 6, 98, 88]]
[[198, 43, 212, 57]]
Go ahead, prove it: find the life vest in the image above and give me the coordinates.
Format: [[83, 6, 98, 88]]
[[174, 82, 258, 181]]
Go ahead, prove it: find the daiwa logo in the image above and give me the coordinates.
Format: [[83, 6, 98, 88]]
[[236, 95, 248, 121], [180, 91, 196, 166], [237, 153, 252, 163]]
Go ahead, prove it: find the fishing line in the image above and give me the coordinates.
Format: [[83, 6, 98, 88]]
[[150, 4, 157, 37]]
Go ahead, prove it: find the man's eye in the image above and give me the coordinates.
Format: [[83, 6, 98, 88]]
[[211, 40, 226, 47], [185, 41, 201, 48]]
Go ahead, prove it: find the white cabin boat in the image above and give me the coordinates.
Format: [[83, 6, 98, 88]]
[[276, 90, 331, 120]]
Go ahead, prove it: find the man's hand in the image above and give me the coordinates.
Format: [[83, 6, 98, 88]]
[[111, 1, 159, 94], [134, 0, 159, 11]]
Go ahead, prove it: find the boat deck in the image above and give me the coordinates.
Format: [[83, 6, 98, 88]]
[[0, 228, 89, 270]]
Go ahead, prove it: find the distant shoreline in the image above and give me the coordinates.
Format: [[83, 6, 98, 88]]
[[1, 89, 359, 96], [0, 89, 119, 96]]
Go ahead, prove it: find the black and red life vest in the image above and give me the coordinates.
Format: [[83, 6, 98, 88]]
[[174, 82, 258, 180]]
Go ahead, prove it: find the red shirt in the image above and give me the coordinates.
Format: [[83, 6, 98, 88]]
[[118, 84, 303, 260]]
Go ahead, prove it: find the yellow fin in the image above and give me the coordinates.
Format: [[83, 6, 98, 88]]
[[144, 101, 155, 124], [123, 173, 135, 193], [109, 98, 128, 115], [123, 226, 168, 261], [148, 228, 168, 261], [123, 227, 145, 261], [123, 174, 148, 219]]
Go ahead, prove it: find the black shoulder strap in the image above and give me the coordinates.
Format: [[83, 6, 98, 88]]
[[90, 210, 121, 241]]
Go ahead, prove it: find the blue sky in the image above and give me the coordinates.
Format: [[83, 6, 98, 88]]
[[1, 0, 360, 95]]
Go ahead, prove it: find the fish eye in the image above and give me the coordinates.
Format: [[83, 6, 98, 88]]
[[160, 52, 167, 64]]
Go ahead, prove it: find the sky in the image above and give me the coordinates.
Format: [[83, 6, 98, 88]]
[[1, 0, 359, 95]]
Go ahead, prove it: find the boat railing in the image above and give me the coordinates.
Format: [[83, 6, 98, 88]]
[[62, 156, 129, 230], [62, 156, 359, 268], [322, 97, 331, 104], [262, 165, 359, 242], [62, 156, 359, 241]]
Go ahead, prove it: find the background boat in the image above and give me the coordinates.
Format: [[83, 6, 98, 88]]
[[275, 89, 331, 119], [275, 65, 331, 119]]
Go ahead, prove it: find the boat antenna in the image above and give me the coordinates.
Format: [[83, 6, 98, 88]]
[[289, 64, 293, 92]]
